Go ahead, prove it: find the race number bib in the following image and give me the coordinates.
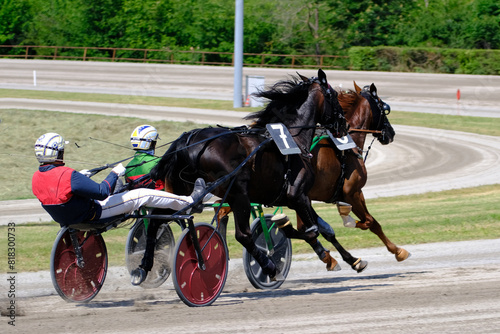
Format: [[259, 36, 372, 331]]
[[266, 123, 301, 155], [328, 131, 357, 151]]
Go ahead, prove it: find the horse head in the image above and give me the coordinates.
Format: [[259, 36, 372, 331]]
[[247, 69, 346, 138], [357, 82, 395, 145], [299, 69, 347, 138]]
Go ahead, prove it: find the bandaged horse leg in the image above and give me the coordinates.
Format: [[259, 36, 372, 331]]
[[248, 244, 284, 281], [233, 202, 282, 281], [272, 213, 319, 241]]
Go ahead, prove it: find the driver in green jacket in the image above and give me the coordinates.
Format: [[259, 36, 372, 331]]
[[125, 124, 164, 190]]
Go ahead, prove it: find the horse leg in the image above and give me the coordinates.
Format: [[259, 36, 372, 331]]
[[231, 197, 281, 280], [273, 213, 319, 241], [295, 215, 341, 271], [130, 217, 161, 285], [316, 215, 367, 272], [349, 190, 410, 262], [290, 193, 367, 272], [215, 204, 232, 242], [304, 214, 367, 272]]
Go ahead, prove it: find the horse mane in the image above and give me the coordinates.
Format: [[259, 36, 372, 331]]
[[244, 75, 310, 128], [337, 88, 361, 112]]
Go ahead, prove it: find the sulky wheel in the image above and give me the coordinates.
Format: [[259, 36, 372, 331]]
[[50, 227, 108, 303], [125, 219, 175, 289], [242, 214, 292, 289], [172, 223, 228, 307]]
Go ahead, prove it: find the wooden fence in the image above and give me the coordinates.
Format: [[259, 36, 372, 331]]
[[0, 45, 350, 69]]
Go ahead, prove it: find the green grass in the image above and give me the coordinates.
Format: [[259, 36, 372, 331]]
[[389, 111, 500, 137], [0, 88, 499, 273], [0, 89, 256, 112]]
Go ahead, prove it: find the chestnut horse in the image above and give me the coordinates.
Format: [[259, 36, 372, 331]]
[[147, 70, 351, 281], [299, 81, 410, 269]]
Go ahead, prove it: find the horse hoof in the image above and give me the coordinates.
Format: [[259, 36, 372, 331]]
[[395, 248, 411, 262], [322, 253, 341, 271], [131, 268, 147, 286], [328, 262, 342, 272], [270, 270, 285, 282], [351, 258, 368, 273]]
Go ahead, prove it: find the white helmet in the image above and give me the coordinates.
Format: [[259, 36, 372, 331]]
[[34, 133, 66, 163], [130, 125, 159, 150]]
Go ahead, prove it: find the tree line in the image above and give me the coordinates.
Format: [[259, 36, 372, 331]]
[[1, 0, 499, 57]]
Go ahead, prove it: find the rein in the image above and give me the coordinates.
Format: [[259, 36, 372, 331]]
[[87, 156, 134, 176], [363, 137, 377, 163], [349, 128, 382, 134], [168, 126, 263, 158]]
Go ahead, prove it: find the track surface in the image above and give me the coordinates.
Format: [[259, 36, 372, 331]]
[[0, 60, 499, 333], [4, 239, 500, 333]]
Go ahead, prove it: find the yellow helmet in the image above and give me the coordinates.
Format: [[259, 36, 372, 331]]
[[130, 125, 158, 150]]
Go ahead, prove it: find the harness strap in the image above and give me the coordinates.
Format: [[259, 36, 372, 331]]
[[267, 156, 292, 207], [329, 150, 346, 203]]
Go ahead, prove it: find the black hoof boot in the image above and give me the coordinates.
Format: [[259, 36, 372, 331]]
[[264, 260, 284, 281]]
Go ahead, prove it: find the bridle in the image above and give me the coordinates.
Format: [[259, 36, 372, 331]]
[[304, 76, 347, 138], [359, 86, 391, 137]]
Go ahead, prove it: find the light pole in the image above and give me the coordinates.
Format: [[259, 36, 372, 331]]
[[233, 0, 243, 108]]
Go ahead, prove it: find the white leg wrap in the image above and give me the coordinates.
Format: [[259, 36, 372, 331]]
[[336, 201, 357, 228], [341, 215, 357, 228]]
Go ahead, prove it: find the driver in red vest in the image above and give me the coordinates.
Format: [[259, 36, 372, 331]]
[[31, 132, 208, 227]]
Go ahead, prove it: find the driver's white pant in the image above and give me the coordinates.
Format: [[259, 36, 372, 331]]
[[98, 188, 193, 219]]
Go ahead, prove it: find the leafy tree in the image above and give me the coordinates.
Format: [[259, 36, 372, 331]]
[[80, 0, 125, 47], [324, 0, 419, 48], [1, 0, 499, 62], [0, 0, 31, 45], [393, 0, 500, 49], [23, 0, 88, 46], [464, 0, 500, 49]]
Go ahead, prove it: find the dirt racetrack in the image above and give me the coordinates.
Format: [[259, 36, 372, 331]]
[[2, 238, 499, 333]]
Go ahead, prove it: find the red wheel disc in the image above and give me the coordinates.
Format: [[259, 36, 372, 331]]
[[51, 229, 107, 302], [173, 224, 228, 306]]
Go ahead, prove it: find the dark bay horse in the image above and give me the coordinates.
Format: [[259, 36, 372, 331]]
[[148, 69, 350, 280], [299, 81, 410, 268]]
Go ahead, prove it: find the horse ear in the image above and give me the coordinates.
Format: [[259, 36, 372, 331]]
[[370, 83, 378, 97], [318, 68, 327, 84], [353, 81, 362, 94], [297, 72, 309, 82]]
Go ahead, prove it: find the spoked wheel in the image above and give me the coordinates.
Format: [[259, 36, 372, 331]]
[[242, 214, 292, 289], [50, 227, 108, 303], [172, 223, 228, 307], [125, 219, 175, 289]]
